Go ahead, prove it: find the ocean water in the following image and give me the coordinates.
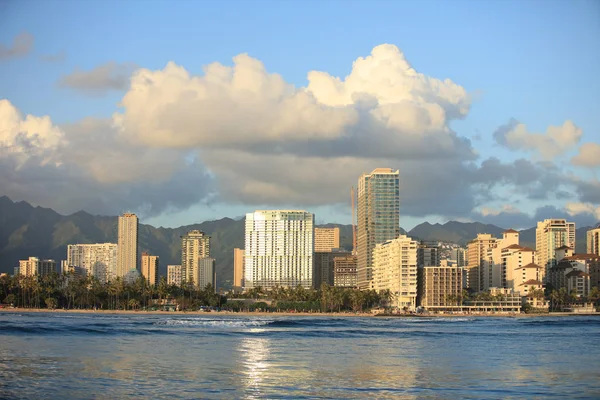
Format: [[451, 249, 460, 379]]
[[1, 313, 599, 399]]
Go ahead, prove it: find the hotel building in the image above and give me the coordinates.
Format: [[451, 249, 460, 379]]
[[466, 233, 497, 292], [181, 230, 210, 285], [588, 224, 600, 256], [244, 210, 314, 290], [167, 265, 183, 286], [117, 213, 139, 277], [67, 243, 118, 282], [314, 227, 340, 252], [233, 248, 244, 290], [333, 254, 358, 288], [536, 219, 576, 280], [196, 257, 216, 290], [19, 257, 56, 277], [372, 235, 418, 310], [314, 249, 352, 288], [357, 168, 400, 289], [141, 252, 159, 286], [421, 264, 463, 309]]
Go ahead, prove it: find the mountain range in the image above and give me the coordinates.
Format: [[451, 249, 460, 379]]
[[0, 196, 591, 288]]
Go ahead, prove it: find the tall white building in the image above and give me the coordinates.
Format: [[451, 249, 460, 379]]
[[588, 224, 600, 256], [536, 219, 576, 280], [67, 243, 118, 282], [244, 210, 314, 290], [117, 213, 139, 277], [372, 235, 418, 310], [356, 168, 400, 289], [181, 230, 210, 285]]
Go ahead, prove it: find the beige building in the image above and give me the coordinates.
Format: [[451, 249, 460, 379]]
[[566, 270, 591, 298], [480, 230, 520, 291], [549, 253, 600, 291], [117, 213, 139, 277], [67, 243, 117, 283], [536, 219, 576, 280], [333, 255, 357, 288], [500, 244, 536, 292], [513, 263, 543, 296], [244, 210, 314, 290], [372, 235, 417, 310], [196, 257, 216, 290], [314, 249, 351, 288], [357, 168, 400, 289], [466, 233, 497, 292], [181, 230, 210, 285], [141, 252, 159, 286], [421, 265, 463, 309], [588, 225, 600, 256], [233, 248, 244, 289], [19, 257, 56, 277], [167, 265, 182, 286], [314, 227, 340, 252]]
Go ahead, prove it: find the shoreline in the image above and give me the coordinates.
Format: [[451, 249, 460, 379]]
[[1, 308, 598, 318]]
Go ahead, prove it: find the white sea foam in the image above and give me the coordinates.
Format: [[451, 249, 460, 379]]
[[156, 318, 273, 328]]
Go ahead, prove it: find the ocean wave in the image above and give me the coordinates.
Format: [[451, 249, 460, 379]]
[[155, 318, 275, 328]]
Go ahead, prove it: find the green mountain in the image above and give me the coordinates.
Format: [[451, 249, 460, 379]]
[[1, 196, 590, 288]]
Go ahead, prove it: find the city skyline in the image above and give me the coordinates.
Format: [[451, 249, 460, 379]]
[[0, 0, 599, 233]]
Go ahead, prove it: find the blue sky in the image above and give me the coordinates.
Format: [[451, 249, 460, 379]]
[[1, 0, 599, 230]]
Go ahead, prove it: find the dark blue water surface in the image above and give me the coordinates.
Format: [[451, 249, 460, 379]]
[[1, 313, 599, 399]]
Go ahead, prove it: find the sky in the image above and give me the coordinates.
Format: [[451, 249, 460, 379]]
[[0, 0, 599, 230]]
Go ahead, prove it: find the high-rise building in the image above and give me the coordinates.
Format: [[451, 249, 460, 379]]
[[244, 210, 314, 290], [450, 248, 467, 268], [356, 168, 400, 289], [417, 241, 440, 268], [314, 227, 340, 252], [67, 243, 118, 283], [233, 248, 244, 289], [117, 213, 139, 277], [466, 233, 497, 292], [196, 257, 216, 290], [167, 265, 182, 286], [588, 224, 600, 256], [500, 244, 536, 293], [536, 219, 576, 280], [314, 249, 352, 288], [19, 257, 56, 277], [481, 229, 520, 291], [421, 265, 463, 309], [181, 230, 210, 285], [333, 255, 357, 288], [372, 235, 418, 310], [141, 252, 159, 286]]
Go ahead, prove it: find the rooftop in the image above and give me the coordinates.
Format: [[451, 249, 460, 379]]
[[519, 279, 542, 286], [516, 262, 541, 269]]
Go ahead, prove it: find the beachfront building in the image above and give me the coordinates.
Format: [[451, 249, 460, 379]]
[[421, 265, 463, 310], [536, 219, 576, 281], [314, 227, 340, 252], [181, 230, 211, 285], [233, 248, 244, 291], [500, 243, 536, 293], [195, 257, 216, 290], [18, 257, 56, 277], [372, 235, 418, 310], [314, 249, 352, 288], [333, 255, 358, 288], [117, 213, 139, 278], [244, 210, 314, 290], [167, 265, 182, 286], [141, 252, 159, 286], [356, 168, 400, 289], [549, 253, 600, 292], [588, 224, 600, 256], [67, 243, 118, 282], [466, 233, 497, 292]]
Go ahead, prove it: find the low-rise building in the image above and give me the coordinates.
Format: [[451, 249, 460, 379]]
[[167, 265, 182, 286], [421, 265, 463, 310]]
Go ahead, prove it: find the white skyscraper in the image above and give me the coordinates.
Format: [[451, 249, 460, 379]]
[[244, 210, 314, 290], [67, 243, 118, 282], [117, 213, 139, 277]]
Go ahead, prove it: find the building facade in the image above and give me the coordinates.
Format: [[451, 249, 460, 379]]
[[233, 248, 244, 289], [19, 257, 56, 277], [536, 219, 576, 280], [417, 241, 440, 268], [333, 255, 357, 288], [196, 257, 216, 290], [372, 235, 418, 310], [466, 233, 497, 292], [117, 213, 139, 277], [421, 265, 463, 309], [141, 252, 159, 286], [314, 249, 351, 288], [167, 265, 182, 286], [356, 168, 400, 289], [244, 210, 314, 290], [314, 227, 340, 252], [67, 243, 118, 283], [588, 225, 600, 256], [181, 230, 210, 285]]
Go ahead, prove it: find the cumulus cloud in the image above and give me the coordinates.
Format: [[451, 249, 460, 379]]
[[0, 32, 33, 60], [493, 119, 582, 160], [566, 202, 600, 220], [571, 143, 600, 168], [59, 61, 136, 95]]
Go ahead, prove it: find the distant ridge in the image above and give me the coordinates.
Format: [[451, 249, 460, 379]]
[[0, 196, 590, 288]]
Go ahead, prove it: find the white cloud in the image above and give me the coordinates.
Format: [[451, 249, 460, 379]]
[[571, 143, 600, 168], [565, 202, 600, 220], [494, 119, 582, 160]]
